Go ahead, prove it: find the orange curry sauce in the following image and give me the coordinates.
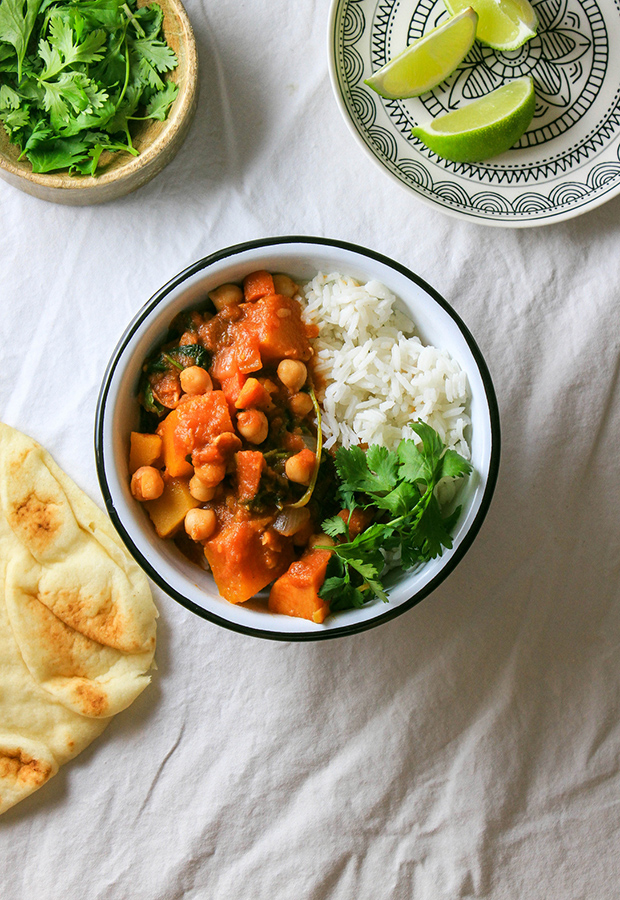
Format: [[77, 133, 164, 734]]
[[129, 270, 343, 623]]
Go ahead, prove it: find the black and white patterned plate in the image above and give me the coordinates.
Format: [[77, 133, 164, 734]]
[[328, 0, 620, 226]]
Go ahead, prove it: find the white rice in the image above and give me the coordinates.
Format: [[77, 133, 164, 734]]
[[300, 272, 471, 459]]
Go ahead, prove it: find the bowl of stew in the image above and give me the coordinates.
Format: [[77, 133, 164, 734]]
[[95, 236, 500, 640]]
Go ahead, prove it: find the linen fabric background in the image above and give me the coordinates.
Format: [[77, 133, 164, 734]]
[[1, 0, 619, 896]]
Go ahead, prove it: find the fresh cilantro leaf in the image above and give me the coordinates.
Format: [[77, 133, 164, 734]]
[[397, 439, 429, 484], [134, 2, 162, 37], [410, 420, 444, 472], [413, 493, 454, 559], [319, 421, 472, 612], [333, 444, 369, 492], [440, 448, 472, 480], [37, 35, 62, 78], [48, 14, 106, 65], [135, 53, 163, 90], [143, 78, 176, 120], [21, 114, 50, 146], [318, 576, 347, 599], [0, 0, 41, 81], [0, 104, 28, 129], [321, 514, 348, 539], [371, 479, 420, 516], [26, 134, 89, 171], [41, 71, 92, 127], [130, 34, 176, 73], [365, 444, 400, 492], [327, 583, 366, 611], [73, 140, 102, 174], [0, 42, 16, 64], [0, 82, 20, 107]]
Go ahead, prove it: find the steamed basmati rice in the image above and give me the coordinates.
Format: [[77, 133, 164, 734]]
[[300, 272, 470, 458]]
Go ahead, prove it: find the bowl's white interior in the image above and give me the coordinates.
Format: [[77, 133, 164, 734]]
[[100, 241, 496, 636]]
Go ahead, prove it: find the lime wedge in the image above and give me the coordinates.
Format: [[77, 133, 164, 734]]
[[445, 0, 538, 50], [411, 76, 535, 162], [364, 8, 478, 99]]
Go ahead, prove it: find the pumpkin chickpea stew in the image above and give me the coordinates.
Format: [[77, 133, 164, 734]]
[[129, 270, 473, 624], [129, 270, 341, 624]]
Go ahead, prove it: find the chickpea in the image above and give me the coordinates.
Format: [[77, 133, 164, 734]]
[[131, 466, 164, 502], [180, 366, 212, 395], [237, 409, 269, 444], [289, 391, 313, 418], [273, 274, 298, 297], [208, 283, 243, 311], [277, 359, 307, 393], [285, 449, 316, 486], [308, 533, 335, 550], [194, 462, 226, 488], [189, 476, 216, 502], [185, 508, 217, 542]]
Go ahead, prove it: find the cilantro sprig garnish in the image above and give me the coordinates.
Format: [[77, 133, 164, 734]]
[[318, 421, 472, 612], [0, 0, 179, 175]]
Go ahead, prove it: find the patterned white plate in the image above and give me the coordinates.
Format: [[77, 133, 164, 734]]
[[328, 0, 620, 226]]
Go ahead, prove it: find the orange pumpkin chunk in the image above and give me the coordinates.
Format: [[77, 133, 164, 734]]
[[129, 432, 163, 474], [234, 377, 272, 410], [243, 270, 275, 303], [145, 478, 200, 538], [157, 411, 193, 478], [204, 515, 293, 604], [235, 451, 265, 502], [242, 295, 312, 364], [268, 547, 332, 623]]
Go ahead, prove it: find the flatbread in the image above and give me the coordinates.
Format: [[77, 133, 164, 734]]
[[0, 423, 157, 814]]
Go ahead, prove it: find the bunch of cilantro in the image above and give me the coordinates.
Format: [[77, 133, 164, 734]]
[[318, 421, 472, 611], [0, 0, 179, 175]]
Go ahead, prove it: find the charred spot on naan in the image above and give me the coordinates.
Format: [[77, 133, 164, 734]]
[[0, 747, 55, 790], [8, 491, 63, 554], [72, 681, 109, 717]]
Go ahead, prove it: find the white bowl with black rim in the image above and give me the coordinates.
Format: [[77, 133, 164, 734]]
[[95, 236, 500, 640]]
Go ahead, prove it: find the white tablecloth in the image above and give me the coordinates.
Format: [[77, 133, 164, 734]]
[[2, 1, 620, 896]]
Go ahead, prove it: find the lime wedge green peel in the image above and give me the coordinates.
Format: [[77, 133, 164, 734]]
[[364, 8, 478, 99], [411, 75, 535, 162], [445, 0, 538, 50]]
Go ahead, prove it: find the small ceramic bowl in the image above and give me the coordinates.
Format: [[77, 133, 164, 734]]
[[95, 237, 501, 641], [0, 0, 197, 205]]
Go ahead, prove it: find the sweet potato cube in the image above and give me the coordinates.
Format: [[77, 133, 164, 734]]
[[144, 477, 200, 538], [158, 392, 235, 475], [204, 518, 293, 604], [243, 270, 275, 303], [236, 450, 265, 502], [234, 377, 272, 410], [157, 411, 193, 478], [242, 295, 312, 364], [234, 329, 262, 373], [221, 371, 247, 411], [129, 432, 163, 474], [268, 548, 332, 623]]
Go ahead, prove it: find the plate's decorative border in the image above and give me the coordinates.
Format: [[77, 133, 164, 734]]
[[332, 0, 620, 224]]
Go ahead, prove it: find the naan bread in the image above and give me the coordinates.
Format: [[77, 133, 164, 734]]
[[0, 423, 157, 814]]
